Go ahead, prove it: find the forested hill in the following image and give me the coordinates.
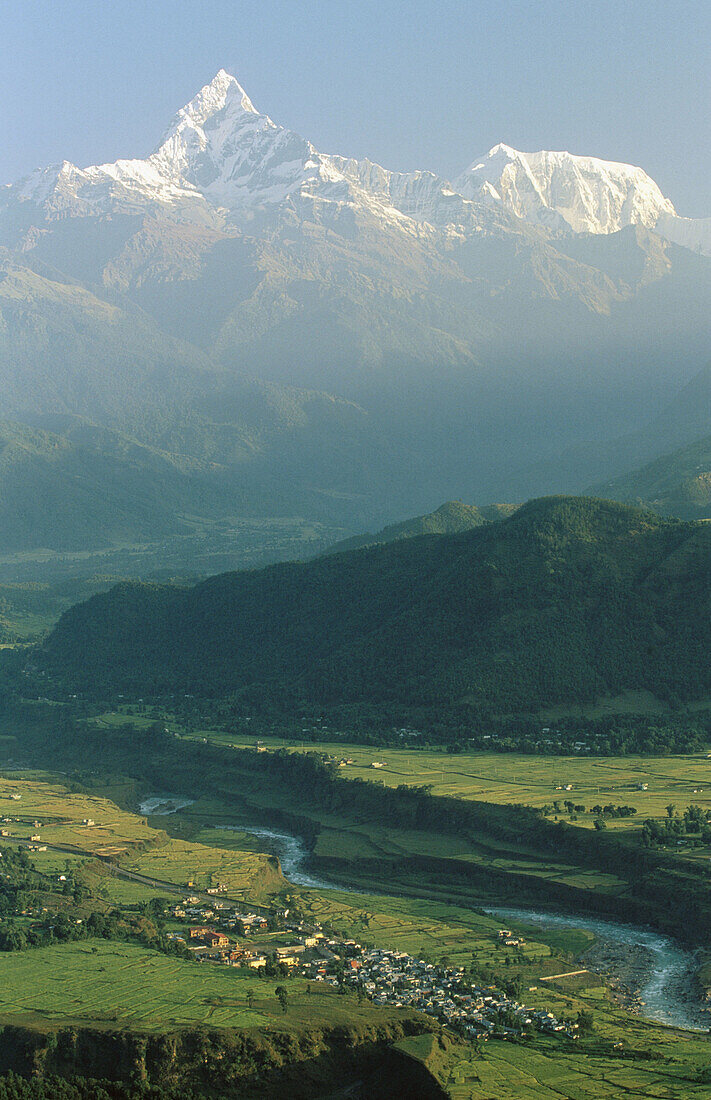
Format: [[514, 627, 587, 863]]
[[590, 432, 711, 520], [40, 496, 711, 715], [323, 500, 517, 555]]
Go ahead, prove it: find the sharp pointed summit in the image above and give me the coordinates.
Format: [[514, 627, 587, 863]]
[[158, 68, 258, 146], [0, 69, 709, 560]]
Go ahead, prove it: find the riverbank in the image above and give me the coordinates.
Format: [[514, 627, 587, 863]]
[[487, 907, 710, 1032], [137, 792, 711, 1033], [235, 820, 711, 1032]]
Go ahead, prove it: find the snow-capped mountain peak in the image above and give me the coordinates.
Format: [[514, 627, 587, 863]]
[[171, 68, 257, 130], [154, 69, 260, 166], [149, 69, 286, 200], [457, 144, 677, 234]]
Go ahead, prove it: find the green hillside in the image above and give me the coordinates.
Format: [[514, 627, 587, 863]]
[[323, 500, 517, 555], [591, 432, 711, 519], [40, 496, 711, 715], [0, 418, 244, 551]]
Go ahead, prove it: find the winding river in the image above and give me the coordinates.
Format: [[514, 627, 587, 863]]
[[222, 824, 347, 891], [139, 796, 709, 1032]]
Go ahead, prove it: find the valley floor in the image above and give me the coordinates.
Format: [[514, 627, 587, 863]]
[[0, 720, 709, 1096]]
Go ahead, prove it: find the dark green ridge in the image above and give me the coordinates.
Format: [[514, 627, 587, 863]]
[[323, 500, 518, 555], [39, 495, 711, 714]]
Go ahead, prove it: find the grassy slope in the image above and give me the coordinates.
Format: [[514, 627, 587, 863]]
[[0, 418, 247, 552]]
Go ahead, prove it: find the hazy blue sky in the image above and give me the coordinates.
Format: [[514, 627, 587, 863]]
[[2, 0, 709, 214]]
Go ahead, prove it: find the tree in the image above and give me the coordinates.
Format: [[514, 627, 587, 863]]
[[577, 1009, 594, 1034], [246, 988, 255, 1009], [275, 985, 288, 1014]]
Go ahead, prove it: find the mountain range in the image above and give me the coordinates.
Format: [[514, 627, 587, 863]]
[[2, 70, 711, 556]]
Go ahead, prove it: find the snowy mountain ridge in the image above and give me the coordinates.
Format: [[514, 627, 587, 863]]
[[457, 143, 677, 235], [3, 69, 709, 254]]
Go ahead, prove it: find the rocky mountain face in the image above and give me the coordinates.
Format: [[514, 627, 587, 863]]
[[1, 70, 710, 552], [456, 143, 710, 247]]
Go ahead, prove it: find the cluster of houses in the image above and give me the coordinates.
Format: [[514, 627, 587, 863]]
[[534, 731, 592, 753], [334, 942, 578, 1040], [497, 928, 525, 948], [166, 905, 318, 971], [163, 899, 577, 1042]]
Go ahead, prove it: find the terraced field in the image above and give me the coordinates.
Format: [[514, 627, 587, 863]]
[[0, 774, 161, 855], [0, 764, 709, 1098], [0, 939, 372, 1031], [439, 1040, 711, 1100], [122, 831, 283, 901], [179, 729, 711, 833], [400, 1001, 711, 1099], [0, 776, 283, 906]]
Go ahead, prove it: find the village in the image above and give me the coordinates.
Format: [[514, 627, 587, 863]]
[[167, 898, 580, 1042]]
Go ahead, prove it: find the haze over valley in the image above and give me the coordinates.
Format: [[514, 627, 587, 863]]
[[1, 69, 710, 570]]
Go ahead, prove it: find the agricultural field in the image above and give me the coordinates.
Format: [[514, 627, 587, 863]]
[[122, 830, 283, 902], [397, 959, 711, 1100], [292, 888, 565, 971], [404, 1029, 711, 1099], [0, 769, 598, 981], [161, 803, 582, 972], [0, 773, 162, 857], [310, 821, 628, 895], [0, 767, 709, 1098], [164, 793, 631, 932], [0, 776, 282, 906], [0, 939, 374, 1032], [173, 728, 711, 833], [0, 771, 599, 1029]]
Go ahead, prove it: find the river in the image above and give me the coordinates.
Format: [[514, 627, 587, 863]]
[[221, 824, 348, 891], [486, 907, 708, 1032], [138, 795, 195, 816], [138, 795, 709, 1032]]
